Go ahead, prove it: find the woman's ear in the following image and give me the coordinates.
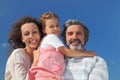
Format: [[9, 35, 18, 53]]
[[21, 38, 25, 43]]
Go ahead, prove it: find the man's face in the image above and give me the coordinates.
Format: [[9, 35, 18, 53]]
[[65, 25, 85, 50]]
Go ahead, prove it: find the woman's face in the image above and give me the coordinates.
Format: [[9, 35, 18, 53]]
[[21, 23, 41, 50]]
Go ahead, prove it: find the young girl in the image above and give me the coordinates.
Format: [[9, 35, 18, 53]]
[[28, 11, 95, 80]]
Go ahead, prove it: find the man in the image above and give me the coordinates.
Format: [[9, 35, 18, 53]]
[[62, 19, 109, 80]]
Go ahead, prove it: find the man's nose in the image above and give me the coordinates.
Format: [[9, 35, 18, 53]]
[[72, 33, 78, 39]]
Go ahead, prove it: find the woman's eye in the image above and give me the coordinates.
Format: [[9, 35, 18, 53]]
[[24, 33, 29, 36], [33, 31, 39, 34], [33, 31, 37, 33]]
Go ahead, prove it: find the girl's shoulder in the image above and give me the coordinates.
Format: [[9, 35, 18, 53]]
[[43, 34, 58, 40], [46, 34, 57, 38]]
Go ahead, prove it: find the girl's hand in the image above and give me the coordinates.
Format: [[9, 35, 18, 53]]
[[85, 51, 96, 57]]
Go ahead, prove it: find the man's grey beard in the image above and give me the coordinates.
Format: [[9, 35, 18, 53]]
[[69, 43, 83, 51]]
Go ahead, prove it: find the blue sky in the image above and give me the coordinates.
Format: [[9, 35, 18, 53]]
[[0, 0, 120, 80]]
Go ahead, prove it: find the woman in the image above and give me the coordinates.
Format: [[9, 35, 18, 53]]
[[5, 16, 44, 80]]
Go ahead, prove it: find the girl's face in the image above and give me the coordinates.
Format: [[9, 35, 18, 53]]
[[44, 17, 60, 36], [21, 23, 41, 50]]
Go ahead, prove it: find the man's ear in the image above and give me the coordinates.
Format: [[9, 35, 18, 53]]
[[84, 37, 88, 46]]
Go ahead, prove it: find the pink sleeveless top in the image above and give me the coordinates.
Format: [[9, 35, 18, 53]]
[[29, 46, 65, 80]]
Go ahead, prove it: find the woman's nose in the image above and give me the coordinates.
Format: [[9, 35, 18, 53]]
[[29, 33, 33, 38]]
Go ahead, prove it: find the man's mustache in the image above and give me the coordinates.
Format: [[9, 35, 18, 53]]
[[69, 39, 81, 44]]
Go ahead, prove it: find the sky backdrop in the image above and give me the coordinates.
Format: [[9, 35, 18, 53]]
[[0, 0, 120, 80]]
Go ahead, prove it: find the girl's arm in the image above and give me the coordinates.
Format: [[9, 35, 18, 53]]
[[43, 34, 96, 57], [58, 46, 96, 57]]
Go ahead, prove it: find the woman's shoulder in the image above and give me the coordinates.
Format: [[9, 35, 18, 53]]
[[12, 48, 24, 52], [6, 48, 26, 63], [11, 48, 29, 63], [11, 48, 26, 58]]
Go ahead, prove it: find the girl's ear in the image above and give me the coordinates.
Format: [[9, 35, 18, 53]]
[[43, 26, 46, 34]]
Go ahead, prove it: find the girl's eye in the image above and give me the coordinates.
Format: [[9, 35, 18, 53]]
[[56, 24, 60, 27], [49, 26, 54, 28]]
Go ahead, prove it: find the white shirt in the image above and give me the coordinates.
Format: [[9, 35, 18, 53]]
[[5, 48, 31, 80], [64, 56, 109, 80], [40, 34, 64, 49]]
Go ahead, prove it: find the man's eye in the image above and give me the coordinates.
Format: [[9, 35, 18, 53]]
[[67, 32, 73, 36], [77, 32, 82, 35]]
